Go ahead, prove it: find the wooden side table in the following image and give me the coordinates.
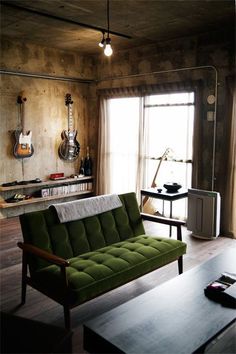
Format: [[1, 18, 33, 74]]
[[140, 187, 188, 236]]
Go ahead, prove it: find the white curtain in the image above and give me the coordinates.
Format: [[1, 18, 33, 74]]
[[97, 93, 194, 212], [96, 81, 202, 223], [96, 97, 145, 199], [96, 98, 111, 195]]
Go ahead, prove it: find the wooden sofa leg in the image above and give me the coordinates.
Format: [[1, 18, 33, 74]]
[[21, 252, 27, 304], [178, 256, 183, 274], [64, 305, 71, 330], [21, 281, 27, 305]]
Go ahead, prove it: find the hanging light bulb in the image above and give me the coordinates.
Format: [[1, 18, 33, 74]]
[[104, 37, 113, 56], [103, 0, 113, 57], [98, 31, 105, 47]]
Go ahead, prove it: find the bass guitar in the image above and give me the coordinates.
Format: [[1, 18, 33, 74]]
[[58, 93, 80, 161], [13, 93, 34, 158]]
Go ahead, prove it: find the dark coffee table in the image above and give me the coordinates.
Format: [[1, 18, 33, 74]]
[[84, 249, 236, 354]]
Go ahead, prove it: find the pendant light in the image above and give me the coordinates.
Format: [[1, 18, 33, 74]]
[[104, 37, 113, 56], [104, 0, 113, 56], [98, 31, 105, 47]]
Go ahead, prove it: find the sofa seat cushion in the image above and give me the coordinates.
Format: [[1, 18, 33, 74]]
[[33, 235, 186, 307]]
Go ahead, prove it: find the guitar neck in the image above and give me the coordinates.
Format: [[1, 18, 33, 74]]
[[68, 104, 73, 131], [21, 102, 26, 134], [18, 93, 27, 134]]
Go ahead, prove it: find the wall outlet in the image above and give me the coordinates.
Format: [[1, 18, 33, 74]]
[[207, 111, 215, 121]]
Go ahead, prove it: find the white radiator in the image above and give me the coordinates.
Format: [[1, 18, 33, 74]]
[[187, 188, 221, 240]]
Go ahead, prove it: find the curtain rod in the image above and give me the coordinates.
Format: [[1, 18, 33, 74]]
[[0, 69, 95, 84], [97, 65, 218, 191]]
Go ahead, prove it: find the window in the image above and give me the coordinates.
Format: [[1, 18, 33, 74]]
[[144, 92, 194, 218], [99, 91, 195, 219]]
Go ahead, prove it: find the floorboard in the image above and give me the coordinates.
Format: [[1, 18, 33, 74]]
[[0, 217, 235, 353]]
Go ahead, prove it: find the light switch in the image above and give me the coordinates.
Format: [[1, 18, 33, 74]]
[[207, 111, 214, 121]]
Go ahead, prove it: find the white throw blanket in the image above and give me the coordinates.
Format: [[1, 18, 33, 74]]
[[52, 194, 122, 223]]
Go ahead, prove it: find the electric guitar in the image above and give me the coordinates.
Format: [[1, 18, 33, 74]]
[[58, 93, 80, 161], [13, 93, 34, 158]]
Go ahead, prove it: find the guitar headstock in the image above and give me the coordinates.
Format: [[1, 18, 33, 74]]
[[65, 93, 73, 106], [161, 148, 173, 161]]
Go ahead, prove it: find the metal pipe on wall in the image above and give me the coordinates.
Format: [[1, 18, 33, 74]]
[[0, 69, 95, 84]]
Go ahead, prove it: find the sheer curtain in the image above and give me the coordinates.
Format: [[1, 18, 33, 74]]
[[96, 98, 111, 195], [96, 96, 145, 198], [96, 81, 202, 202]]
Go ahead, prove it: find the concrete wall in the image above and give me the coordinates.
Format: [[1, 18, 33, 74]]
[[0, 37, 96, 184]]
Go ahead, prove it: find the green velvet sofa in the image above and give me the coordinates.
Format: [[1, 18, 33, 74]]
[[18, 192, 187, 329]]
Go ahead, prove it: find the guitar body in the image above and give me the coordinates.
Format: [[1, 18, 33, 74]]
[[58, 129, 80, 161], [13, 93, 34, 159], [13, 130, 34, 158], [59, 93, 80, 161]]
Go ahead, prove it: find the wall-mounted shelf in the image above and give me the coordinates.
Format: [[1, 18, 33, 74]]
[[0, 176, 94, 216], [0, 190, 93, 209], [0, 176, 93, 192]]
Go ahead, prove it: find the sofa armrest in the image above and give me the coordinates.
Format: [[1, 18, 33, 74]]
[[140, 213, 185, 241], [17, 242, 70, 267], [140, 213, 185, 226]]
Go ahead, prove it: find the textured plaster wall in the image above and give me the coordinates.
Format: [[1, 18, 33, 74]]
[[0, 38, 97, 216], [0, 38, 96, 184], [1, 38, 95, 79]]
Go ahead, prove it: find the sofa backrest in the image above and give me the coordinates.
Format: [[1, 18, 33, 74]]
[[20, 192, 145, 273]]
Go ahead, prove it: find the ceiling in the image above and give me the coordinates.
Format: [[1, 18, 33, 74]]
[[1, 0, 235, 56]]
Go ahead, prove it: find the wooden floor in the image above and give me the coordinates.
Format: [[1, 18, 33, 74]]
[[0, 216, 236, 353]]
